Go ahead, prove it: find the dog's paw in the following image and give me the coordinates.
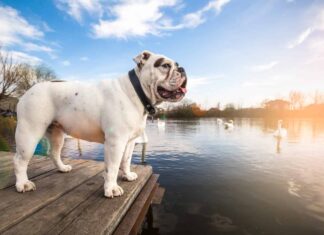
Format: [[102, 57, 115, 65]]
[[16, 180, 36, 193], [58, 164, 72, 173], [122, 172, 138, 182], [104, 184, 124, 198]]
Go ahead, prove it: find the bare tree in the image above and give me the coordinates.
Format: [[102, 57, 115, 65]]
[[0, 47, 57, 99], [15, 64, 57, 96], [289, 91, 305, 110], [0, 48, 24, 100], [15, 64, 34, 96], [312, 90, 324, 104], [34, 64, 57, 83]]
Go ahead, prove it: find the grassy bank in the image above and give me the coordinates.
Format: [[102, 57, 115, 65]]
[[0, 117, 16, 151]]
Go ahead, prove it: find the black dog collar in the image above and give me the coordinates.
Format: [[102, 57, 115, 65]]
[[128, 69, 156, 115]]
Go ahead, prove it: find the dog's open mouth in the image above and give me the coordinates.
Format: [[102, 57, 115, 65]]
[[157, 80, 187, 100]]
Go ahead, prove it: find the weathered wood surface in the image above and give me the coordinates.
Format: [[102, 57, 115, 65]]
[[114, 174, 159, 235], [0, 153, 81, 190], [152, 184, 165, 205], [0, 152, 153, 235]]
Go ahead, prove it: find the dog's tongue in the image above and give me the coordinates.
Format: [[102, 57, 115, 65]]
[[179, 87, 187, 94]]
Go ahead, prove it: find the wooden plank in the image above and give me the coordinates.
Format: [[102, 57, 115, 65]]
[[2, 173, 104, 235], [0, 158, 86, 209], [0, 156, 84, 190], [0, 157, 12, 165], [58, 165, 153, 235], [0, 152, 49, 165], [0, 152, 72, 168], [129, 179, 158, 235], [114, 174, 159, 235], [0, 153, 50, 175], [46, 181, 105, 235], [0, 155, 14, 168], [7, 166, 153, 235], [0, 151, 12, 161], [0, 160, 104, 233], [152, 185, 165, 205], [0, 156, 50, 189]]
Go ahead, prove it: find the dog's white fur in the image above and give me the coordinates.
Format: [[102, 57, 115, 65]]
[[14, 51, 186, 198]]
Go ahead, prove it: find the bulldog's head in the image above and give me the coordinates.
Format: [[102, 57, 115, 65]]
[[133, 50, 187, 104]]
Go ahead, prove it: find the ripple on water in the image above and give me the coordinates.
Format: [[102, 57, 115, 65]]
[[60, 118, 324, 234]]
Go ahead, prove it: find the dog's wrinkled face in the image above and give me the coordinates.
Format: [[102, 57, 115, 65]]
[[133, 50, 187, 103]]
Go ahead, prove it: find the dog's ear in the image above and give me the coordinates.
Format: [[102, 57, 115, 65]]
[[133, 51, 152, 69]]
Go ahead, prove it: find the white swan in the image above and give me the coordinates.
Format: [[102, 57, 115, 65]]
[[273, 120, 287, 138], [224, 120, 234, 129], [157, 118, 166, 128]]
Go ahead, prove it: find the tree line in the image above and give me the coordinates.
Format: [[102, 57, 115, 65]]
[[0, 47, 57, 101], [160, 93, 324, 119]]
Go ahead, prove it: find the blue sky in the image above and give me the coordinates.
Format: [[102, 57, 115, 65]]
[[1, 0, 324, 108]]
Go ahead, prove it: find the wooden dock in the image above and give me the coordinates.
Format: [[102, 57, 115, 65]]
[[0, 151, 161, 235]]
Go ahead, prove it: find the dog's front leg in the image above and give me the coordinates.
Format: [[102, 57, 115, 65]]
[[103, 137, 127, 198], [120, 140, 137, 181]]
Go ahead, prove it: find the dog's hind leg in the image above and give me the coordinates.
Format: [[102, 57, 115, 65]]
[[14, 121, 47, 192], [46, 124, 72, 173]]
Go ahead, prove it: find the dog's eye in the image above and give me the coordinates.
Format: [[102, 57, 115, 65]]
[[162, 63, 171, 69]]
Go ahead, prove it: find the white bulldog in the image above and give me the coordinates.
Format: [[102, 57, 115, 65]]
[[13, 51, 187, 198]]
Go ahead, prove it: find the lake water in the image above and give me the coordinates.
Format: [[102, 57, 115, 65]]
[[61, 118, 324, 235]]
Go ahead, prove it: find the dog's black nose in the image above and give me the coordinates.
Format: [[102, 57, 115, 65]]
[[178, 67, 185, 73], [178, 67, 186, 79]]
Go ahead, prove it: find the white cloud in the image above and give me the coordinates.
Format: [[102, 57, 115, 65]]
[[92, 0, 231, 39], [8, 50, 42, 65], [62, 60, 71, 66], [92, 0, 178, 39], [288, 9, 324, 49], [23, 42, 54, 53], [0, 5, 55, 58], [250, 61, 278, 72], [55, 0, 103, 23], [0, 6, 43, 46], [80, 56, 89, 61], [42, 22, 54, 32], [288, 27, 313, 49], [206, 0, 231, 13], [175, 0, 231, 29]]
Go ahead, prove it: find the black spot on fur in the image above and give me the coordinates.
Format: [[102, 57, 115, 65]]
[[154, 58, 164, 67], [75, 92, 78, 96], [143, 52, 150, 60], [137, 62, 144, 70]]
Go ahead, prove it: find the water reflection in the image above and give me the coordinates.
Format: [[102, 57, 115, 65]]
[[59, 118, 324, 235], [275, 137, 281, 153]]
